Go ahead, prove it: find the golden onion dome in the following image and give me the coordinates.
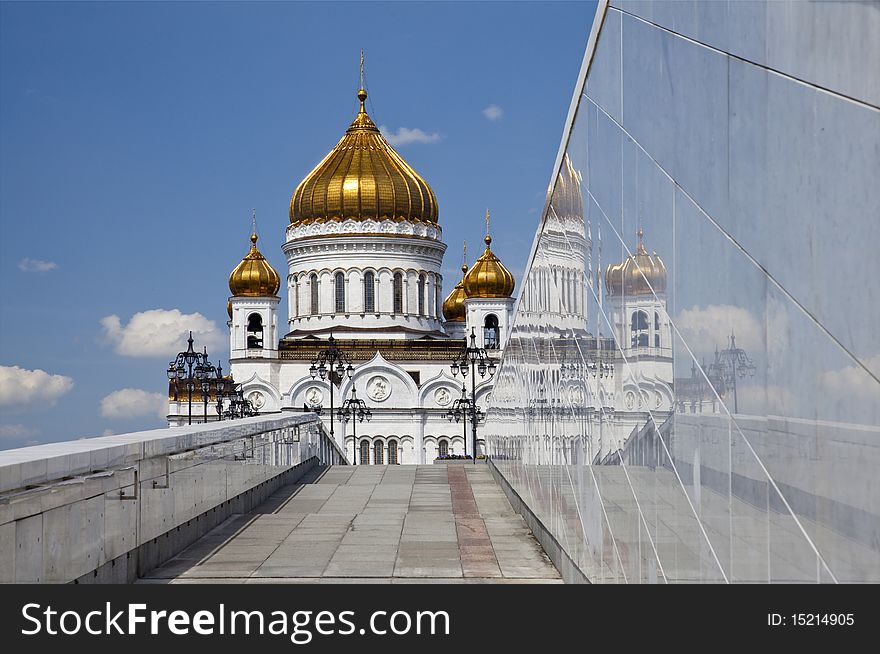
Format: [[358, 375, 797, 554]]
[[228, 233, 281, 300], [442, 263, 469, 322], [605, 228, 667, 296], [289, 88, 439, 227], [463, 234, 515, 298]]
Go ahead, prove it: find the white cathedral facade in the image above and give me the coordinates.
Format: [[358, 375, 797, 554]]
[[168, 86, 516, 465]]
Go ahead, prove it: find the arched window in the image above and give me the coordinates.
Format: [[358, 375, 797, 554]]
[[631, 310, 649, 348], [417, 274, 426, 315], [291, 275, 298, 317], [310, 273, 319, 314], [364, 271, 375, 313], [374, 441, 384, 465], [484, 314, 500, 349], [360, 440, 370, 466], [388, 440, 398, 465], [438, 439, 448, 457], [434, 275, 441, 316], [654, 311, 660, 331], [246, 313, 263, 349], [335, 271, 345, 313], [393, 272, 403, 314]]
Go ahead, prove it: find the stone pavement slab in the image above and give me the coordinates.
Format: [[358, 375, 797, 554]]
[[140, 464, 560, 583]]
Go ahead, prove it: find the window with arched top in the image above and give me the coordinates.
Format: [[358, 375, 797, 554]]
[[418, 274, 426, 315], [438, 439, 448, 457], [373, 441, 384, 465], [654, 311, 660, 331], [292, 275, 299, 317], [360, 440, 370, 466], [364, 271, 375, 313], [310, 273, 319, 314], [393, 272, 403, 314], [434, 275, 441, 316], [631, 310, 649, 348], [388, 440, 398, 465], [335, 271, 345, 313], [484, 314, 499, 349], [246, 313, 263, 349]]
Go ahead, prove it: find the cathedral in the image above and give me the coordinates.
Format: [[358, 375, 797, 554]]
[[167, 80, 675, 466], [168, 82, 516, 465]]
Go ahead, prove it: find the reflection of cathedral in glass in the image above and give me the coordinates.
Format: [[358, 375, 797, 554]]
[[497, 154, 672, 463]]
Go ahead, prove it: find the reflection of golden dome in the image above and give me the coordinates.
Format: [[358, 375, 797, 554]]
[[289, 88, 439, 227], [463, 234, 515, 298], [229, 233, 281, 301], [442, 263, 469, 322], [552, 153, 583, 220], [605, 228, 667, 296]]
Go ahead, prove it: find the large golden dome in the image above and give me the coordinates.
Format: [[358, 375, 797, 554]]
[[442, 263, 469, 322], [229, 233, 281, 304], [605, 228, 667, 296], [463, 234, 515, 298], [289, 88, 439, 227]]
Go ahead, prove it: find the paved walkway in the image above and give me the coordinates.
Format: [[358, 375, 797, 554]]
[[140, 464, 561, 583]]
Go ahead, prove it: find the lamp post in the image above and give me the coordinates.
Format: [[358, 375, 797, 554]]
[[197, 352, 216, 424], [707, 331, 755, 414], [337, 384, 372, 464], [450, 327, 496, 463], [167, 332, 212, 426], [309, 334, 354, 441], [445, 384, 483, 458]]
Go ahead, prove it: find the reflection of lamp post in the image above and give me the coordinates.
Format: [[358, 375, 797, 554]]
[[708, 331, 755, 414], [451, 328, 496, 463], [310, 334, 354, 440], [338, 384, 372, 464]]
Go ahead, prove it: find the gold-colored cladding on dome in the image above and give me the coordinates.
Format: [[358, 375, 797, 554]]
[[604, 227, 667, 296], [289, 86, 439, 227], [228, 232, 281, 317], [442, 262, 470, 322], [463, 213, 515, 298]]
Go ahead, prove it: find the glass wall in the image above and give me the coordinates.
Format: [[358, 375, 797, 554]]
[[487, 0, 880, 583]]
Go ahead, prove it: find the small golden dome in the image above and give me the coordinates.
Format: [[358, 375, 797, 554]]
[[463, 233, 515, 298], [289, 88, 439, 227], [229, 233, 281, 298], [605, 228, 667, 296], [442, 263, 469, 322]]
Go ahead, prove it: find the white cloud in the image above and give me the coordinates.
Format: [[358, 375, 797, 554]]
[[675, 304, 763, 356], [379, 125, 441, 146], [818, 355, 880, 401], [0, 424, 39, 440], [101, 309, 222, 358], [0, 365, 74, 408], [18, 258, 58, 272], [101, 388, 167, 420], [482, 104, 503, 121]]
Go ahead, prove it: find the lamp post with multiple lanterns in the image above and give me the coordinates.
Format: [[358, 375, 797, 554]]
[[450, 327, 496, 463], [337, 384, 372, 464], [309, 334, 354, 441], [167, 332, 215, 426]]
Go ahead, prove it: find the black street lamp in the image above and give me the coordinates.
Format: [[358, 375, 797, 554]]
[[337, 384, 372, 464], [167, 332, 213, 426], [445, 384, 484, 458], [450, 327, 496, 463], [309, 334, 354, 441]]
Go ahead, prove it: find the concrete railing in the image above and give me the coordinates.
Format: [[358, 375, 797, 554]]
[[0, 413, 347, 583]]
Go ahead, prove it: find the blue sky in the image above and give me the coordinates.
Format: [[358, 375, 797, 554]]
[[0, 0, 595, 448]]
